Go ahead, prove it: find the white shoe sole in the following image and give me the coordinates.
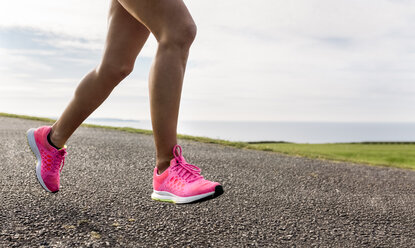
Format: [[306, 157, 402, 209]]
[[26, 128, 52, 193], [151, 190, 215, 204]]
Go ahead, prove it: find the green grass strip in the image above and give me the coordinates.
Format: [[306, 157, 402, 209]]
[[248, 143, 415, 170], [1, 112, 414, 170]]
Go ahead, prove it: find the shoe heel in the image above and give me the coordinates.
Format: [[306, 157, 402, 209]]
[[26, 128, 52, 193], [26, 128, 39, 159]]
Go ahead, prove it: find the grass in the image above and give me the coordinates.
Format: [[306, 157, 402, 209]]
[[247, 142, 415, 170], [1, 112, 414, 170]]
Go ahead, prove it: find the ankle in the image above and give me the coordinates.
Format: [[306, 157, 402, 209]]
[[49, 127, 66, 148], [156, 160, 171, 175]]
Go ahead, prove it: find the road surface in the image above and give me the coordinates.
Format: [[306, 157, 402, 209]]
[[0, 116, 414, 247]]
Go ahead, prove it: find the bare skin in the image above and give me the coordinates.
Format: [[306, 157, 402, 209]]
[[49, 0, 196, 173]]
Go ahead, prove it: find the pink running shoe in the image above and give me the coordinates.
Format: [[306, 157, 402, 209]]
[[26, 126, 67, 193], [152, 145, 223, 204]]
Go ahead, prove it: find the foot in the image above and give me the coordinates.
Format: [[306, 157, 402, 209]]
[[152, 145, 224, 204], [26, 126, 68, 193]]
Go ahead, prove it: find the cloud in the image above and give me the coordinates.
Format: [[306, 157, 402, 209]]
[[0, 0, 108, 39], [1, 0, 415, 121], [183, 0, 415, 121], [0, 24, 153, 120]]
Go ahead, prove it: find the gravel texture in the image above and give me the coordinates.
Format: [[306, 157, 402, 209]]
[[0, 116, 414, 247]]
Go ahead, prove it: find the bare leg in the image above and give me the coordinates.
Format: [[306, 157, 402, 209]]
[[117, 0, 197, 173], [50, 0, 150, 148]]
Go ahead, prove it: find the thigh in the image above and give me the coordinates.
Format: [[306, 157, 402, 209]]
[[117, 0, 195, 41], [101, 0, 150, 67]]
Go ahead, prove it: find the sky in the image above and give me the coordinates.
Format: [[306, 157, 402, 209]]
[[1, 0, 415, 122]]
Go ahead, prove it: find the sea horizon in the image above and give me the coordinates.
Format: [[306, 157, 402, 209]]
[[74, 117, 415, 144]]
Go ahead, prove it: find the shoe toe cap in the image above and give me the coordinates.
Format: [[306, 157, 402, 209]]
[[190, 180, 220, 195]]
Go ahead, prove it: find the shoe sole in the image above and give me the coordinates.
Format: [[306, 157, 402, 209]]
[[151, 185, 224, 204], [26, 128, 54, 193]]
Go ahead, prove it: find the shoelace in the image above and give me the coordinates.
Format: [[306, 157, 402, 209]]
[[172, 145, 203, 183], [53, 148, 68, 173]]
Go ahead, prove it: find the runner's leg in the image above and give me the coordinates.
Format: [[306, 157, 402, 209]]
[[49, 0, 150, 148], [117, 0, 197, 173]]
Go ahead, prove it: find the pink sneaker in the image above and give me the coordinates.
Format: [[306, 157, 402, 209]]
[[26, 126, 67, 193], [152, 145, 223, 204]]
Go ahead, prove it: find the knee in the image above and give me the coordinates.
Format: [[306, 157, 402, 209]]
[[97, 61, 134, 83], [159, 23, 197, 51]]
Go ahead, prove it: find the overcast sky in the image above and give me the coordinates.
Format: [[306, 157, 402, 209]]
[[1, 0, 415, 122]]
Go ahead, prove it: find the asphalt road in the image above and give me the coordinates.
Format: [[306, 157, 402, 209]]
[[0, 116, 414, 247]]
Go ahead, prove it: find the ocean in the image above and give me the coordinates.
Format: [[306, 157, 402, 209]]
[[82, 118, 415, 144]]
